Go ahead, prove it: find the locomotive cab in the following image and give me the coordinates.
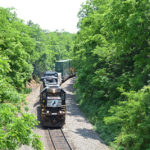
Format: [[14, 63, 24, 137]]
[[40, 72, 62, 88]]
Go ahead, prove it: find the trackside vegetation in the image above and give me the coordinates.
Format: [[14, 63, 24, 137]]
[[0, 7, 74, 150], [73, 0, 150, 149]]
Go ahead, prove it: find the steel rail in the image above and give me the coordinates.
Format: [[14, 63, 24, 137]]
[[60, 129, 72, 150], [48, 128, 57, 150], [48, 128, 72, 150]]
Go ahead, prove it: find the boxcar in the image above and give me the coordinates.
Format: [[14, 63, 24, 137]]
[[55, 59, 72, 81]]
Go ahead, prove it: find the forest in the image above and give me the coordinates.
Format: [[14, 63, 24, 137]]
[[0, 0, 150, 149]]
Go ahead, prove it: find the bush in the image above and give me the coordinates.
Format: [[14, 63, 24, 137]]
[[104, 86, 150, 150]]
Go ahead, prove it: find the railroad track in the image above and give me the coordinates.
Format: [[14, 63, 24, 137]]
[[48, 129, 72, 150]]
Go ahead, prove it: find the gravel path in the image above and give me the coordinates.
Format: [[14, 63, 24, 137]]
[[61, 78, 109, 150], [20, 78, 109, 150]]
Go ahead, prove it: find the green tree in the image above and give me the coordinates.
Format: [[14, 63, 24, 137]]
[[0, 8, 43, 150], [105, 86, 150, 150], [73, 0, 150, 149]]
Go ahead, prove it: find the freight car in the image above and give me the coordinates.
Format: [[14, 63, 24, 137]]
[[55, 59, 75, 82], [40, 86, 66, 127]]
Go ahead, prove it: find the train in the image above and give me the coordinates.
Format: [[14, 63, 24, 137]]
[[40, 59, 75, 128]]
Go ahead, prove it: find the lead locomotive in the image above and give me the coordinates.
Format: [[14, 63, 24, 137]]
[[40, 85, 66, 127], [40, 71, 66, 128]]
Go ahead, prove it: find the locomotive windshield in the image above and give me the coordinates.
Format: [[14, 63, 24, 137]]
[[47, 92, 61, 97], [47, 78, 57, 84]]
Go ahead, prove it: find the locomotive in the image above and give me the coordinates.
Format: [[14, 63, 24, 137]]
[[40, 59, 75, 127], [40, 85, 66, 127]]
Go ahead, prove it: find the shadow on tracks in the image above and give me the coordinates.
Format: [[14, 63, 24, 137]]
[[63, 78, 106, 143]]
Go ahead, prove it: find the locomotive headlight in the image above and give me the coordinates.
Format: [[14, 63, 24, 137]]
[[59, 110, 65, 114], [52, 88, 56, 94], [59, 111, 62, 114]]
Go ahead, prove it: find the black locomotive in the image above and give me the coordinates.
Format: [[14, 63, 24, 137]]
[[40, 60, 75, 128], [40, 85, 66, 127]]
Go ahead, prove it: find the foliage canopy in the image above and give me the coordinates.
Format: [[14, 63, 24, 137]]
[[73, 0, 150, 149]]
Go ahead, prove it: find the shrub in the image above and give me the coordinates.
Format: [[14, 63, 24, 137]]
[[104, 86, 150, 150]]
